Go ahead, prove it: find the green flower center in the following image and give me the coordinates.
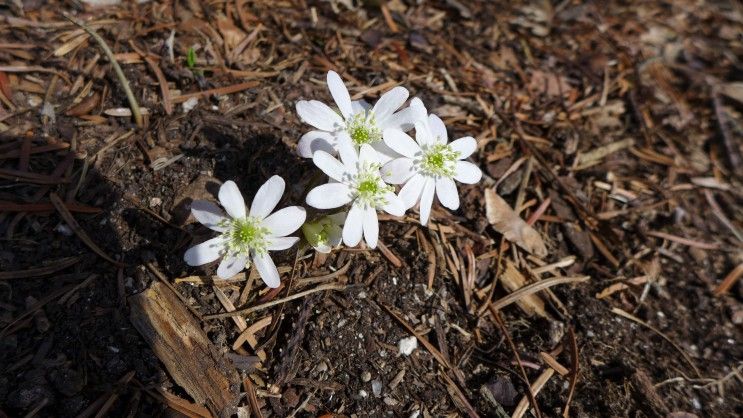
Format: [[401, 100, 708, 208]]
[[421, 143, 459, 177], [346, 112, 381, 146], [353, 163, 392, 207], [224, 217, 269, 255]]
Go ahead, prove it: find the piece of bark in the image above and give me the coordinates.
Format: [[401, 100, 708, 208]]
[[129, 282, 239, 417]]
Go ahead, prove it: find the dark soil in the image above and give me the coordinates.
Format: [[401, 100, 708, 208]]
[[1, 1, 742, 417]]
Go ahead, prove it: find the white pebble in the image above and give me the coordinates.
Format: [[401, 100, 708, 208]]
[[371, 379, 382, 397], [182, 97, 199, 113], [398, 336, 418, 356]]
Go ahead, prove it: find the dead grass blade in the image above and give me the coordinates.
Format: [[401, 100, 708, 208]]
[[49, 193, 126, 267], [0, 256, 82, 280], [485, 188, 547, 257], [512, 368, 554, 418]]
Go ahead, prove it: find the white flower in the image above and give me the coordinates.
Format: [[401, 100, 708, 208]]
[[381, 98, 482, 226], [296, 71, 414, 163], [301, 212, 345, 253], [305, 137, 405, 249], [183, 176, 306, 287]]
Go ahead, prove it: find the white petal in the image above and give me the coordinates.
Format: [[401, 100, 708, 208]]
[[383, 129, 421, 158], [262, 206, 306, 237], [449, 136, 477, 159], [218, 181, 246, 219], [373, 86, 409, 122], [296, 100, 344, 131], [216, 252, 248, 279], [381, 107, 416, 132], [435, 177, 460, 210], [327, 71, 353, 119], [297, 130, 335, 158], [313, 151, 348, 182], [362, 206, 379, 249], [382, 158, 415, 184], [399, 173, 426, 209], [454, 161, 482, 184], [253, 252, 280, 288], [267, 236, 299, 251], [381, 192, 406, 217], [342, 204, 364, 247], [250, 175, 285, 219], [306, 183, 353, 209], [351, 99, 371, 113], [371, 140, 399, 164], [428, 114, 448, 144], [359, 144, 379, 166], [336, 132, 358, 169], [184, 236, 226, 266], [409, 97, 428, 121], [414, 120, 435, 147], [419, 177, 436, 226], [190, 200, 228, 232]]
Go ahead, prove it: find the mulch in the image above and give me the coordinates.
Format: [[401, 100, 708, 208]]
[[1, 1, 742, 417]]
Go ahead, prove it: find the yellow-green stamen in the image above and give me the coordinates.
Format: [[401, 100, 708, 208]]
[[421, 143, 459, 177], [224, 217, 269, 255], [353, 163, 392, 207], [346, 112, 382, 146]]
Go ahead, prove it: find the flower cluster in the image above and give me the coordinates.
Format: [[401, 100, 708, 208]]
[[184, 71, 482, 288], [298, 71, 482, 245]]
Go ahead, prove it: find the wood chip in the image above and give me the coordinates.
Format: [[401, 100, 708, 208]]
[[130, 282, 240, 416]]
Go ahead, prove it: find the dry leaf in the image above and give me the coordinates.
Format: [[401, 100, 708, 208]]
[[485, 188, 548, 257]]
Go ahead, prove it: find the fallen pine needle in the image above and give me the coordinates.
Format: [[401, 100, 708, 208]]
[[562, 327, 579, 417], [490, 275, 590, 312], [0, 256, 82, 280], [171, 81, 259, 104], [647, 230, 719, 250], [204, 283, 346, 320], [714, 263, 743, 296], [512, 368, 554, 418], [49, 193, 126, 267], [611, 307, 701, 378]]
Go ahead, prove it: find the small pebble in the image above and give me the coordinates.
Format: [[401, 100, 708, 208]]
[[359, 389, 368, 398], [371, 379, 382, 397], [398, 336, 417, 356], [361, 371, 372, 382], [55, 223, 73, 236], [182, 97, 199, 112]]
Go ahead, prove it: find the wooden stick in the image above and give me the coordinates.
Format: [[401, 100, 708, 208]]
[[129, 282, 239, 417]]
